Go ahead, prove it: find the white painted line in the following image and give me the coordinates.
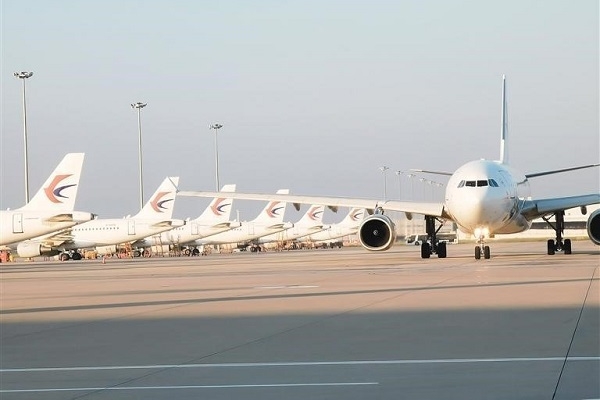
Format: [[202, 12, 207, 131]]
[[2, 357, 598, 373], [0, 382, 379, 393]]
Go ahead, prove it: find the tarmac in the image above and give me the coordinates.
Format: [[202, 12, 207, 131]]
[[1, 241, 599, 399]]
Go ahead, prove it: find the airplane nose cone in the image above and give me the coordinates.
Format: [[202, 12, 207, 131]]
[[450, 188, 509, 232]]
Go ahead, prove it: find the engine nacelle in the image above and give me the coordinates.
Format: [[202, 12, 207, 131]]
[[96, 245, 117, 255], [358, 214, 397, 251], [17, 242, 59, 258], [587, 209, 600, 245]]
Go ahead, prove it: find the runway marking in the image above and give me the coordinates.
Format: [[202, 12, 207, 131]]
[[0, 382, 378, 393], [2, 357, 598, 373]]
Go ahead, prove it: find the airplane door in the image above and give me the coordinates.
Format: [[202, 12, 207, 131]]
[[12, 214, 23, 233], [191, 222, 199, 235], [248, 223, 255, 235], [128, 220, 136, 235]]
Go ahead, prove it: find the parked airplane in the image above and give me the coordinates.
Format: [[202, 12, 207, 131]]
[[256, 204, 328, 247], [133, 184, 241, 255], [196, 189, 293, 252], [300, 208, 366, 247], [0, 153, 94, 247], [15, 177, 185, 260], [180, 77, 600, 259]]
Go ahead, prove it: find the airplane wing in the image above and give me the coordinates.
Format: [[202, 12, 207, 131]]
[[27, 228, 75, 248], [525, 164, 600, 178], [179, 191, 448, 219], [520, 194, 600, 220]]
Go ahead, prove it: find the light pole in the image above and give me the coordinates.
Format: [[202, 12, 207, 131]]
[[14, 71, 33, 203], [395, 170, 403, 200], [405, 173, 417, 200], [210, 123, 223, 191], [131, 102, 147, 211], [379, 166, 389, 201]]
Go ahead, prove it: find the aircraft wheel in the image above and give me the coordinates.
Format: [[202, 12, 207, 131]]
[[133, 250, 141, 257], [547, 239, 555, 255], [191, 248, 200, 256], [475, 246, 481, 260], [564, 239, 572, 255], [484, 246, 491, 259], [72, 252, 82, 261], [437, 242, 447, 258], [59, 253, 70, 261], [421, 242, 431, 259]]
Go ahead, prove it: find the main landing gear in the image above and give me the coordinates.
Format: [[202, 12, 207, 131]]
[[543, 210, 572, 255], [420, 216, 447, 259]]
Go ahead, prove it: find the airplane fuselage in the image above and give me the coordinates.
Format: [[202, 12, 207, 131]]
[[199, 222, 293, 245], [59, 217, 185, 250], [445, 160, 532, 238], [0, 210, 92, 246], [135, 220, 241, 248]]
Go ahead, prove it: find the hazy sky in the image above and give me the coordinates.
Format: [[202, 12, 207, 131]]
[[1, 0, 598, 223]]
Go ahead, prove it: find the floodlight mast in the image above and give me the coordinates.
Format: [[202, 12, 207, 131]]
[[14, 71, 34, 203], [210, 124, 223, 191], [131, 102, 147, 210]]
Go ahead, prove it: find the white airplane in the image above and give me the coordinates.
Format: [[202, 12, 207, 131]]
[[0, 153, 94, 247], [196, 189, 293, 251], [15, 177, 185, 260], [180, 77, 600, 259], [133, 184, 241, 255], [301, 208, 366, 246], [256, 204, 328, 245]]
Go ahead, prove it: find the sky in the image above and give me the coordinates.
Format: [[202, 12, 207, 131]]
[[1, 0, 598, 224]]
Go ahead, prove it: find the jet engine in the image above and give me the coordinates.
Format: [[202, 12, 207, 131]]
[[358, 214, 396, 251], [96, 245, 117, 255], [17, 242, 59, 258], [587, 208, 600, 245]]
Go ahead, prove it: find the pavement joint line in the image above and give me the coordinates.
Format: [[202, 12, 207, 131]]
[[0, 382, 380, 393], [2, 357, 599, 372]]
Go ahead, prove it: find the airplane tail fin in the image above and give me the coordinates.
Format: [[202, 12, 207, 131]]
[[251, 189, 289, 225], [340, 208, 366, 227], [20, 153, 85, 212], [133, 177, 179, 220], [499, 75, 509, 164], [295, 205, 325, 227], [195, 184, 236, 223]]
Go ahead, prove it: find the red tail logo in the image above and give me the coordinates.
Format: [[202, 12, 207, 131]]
[[44, 174, 76, 203]]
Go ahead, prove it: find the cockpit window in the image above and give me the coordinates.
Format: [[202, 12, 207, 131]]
[[476, 180, 488, 187], [465, 181, 476, 187], [457, 180, 465, 188], [488, 179, 499, 187]]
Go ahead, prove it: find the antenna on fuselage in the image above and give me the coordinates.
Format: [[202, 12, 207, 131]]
[[499, 75, 509, 165]]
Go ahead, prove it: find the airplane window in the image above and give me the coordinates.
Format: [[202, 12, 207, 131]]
[[488, 179, 499, 187], [477, 180, 488, 187], [465, 181, 476, 187], [457, 180, 465, 188]]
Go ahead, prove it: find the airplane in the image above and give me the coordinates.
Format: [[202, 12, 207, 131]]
[[179, 76, 600, 259], [256, 204, 329, 248], [133, 184, 242, 256], [0, 153, 94, 247], [195, 189, 294, 252], [299, 208, 366, 247], [14, 177, 185, 260]]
